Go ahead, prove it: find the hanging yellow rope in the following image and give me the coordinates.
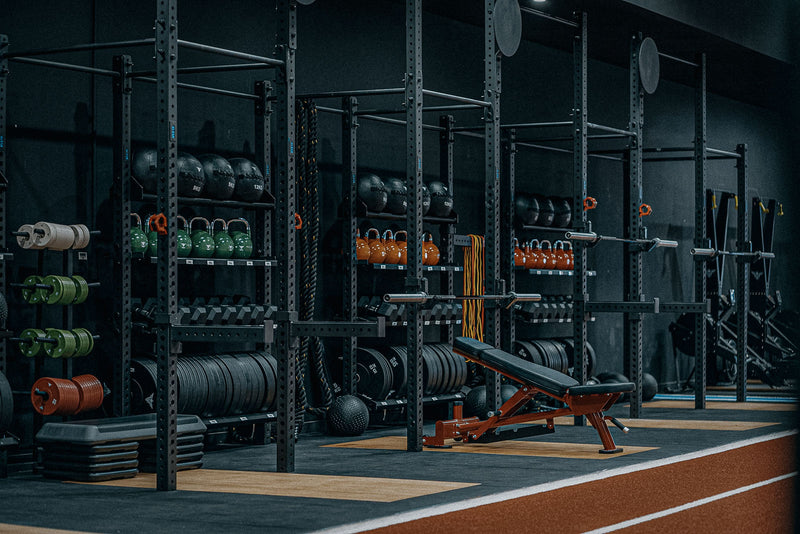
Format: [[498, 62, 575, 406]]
[[462, 234, 485, 341]]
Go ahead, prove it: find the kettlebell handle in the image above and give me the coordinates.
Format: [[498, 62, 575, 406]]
[[395, 230, 408, 243], [366, 227, 380, 240], [382, 229, 394, 240], [130, 213, 142, 230], [211, 218, 228, 235], [529, 238, 540, 249], [176, 215, 188, 230], [227, 218, 251, 235], [540, 239, 552, 250], [190, 216, 211, 233]]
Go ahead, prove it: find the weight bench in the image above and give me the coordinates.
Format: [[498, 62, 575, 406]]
[[423, 337, 634, 453]]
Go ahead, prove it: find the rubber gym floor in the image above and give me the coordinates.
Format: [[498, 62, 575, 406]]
[[0, 396, 796, 534]]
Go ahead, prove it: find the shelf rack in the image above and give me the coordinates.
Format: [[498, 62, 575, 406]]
[[0, 34, 9, 478]]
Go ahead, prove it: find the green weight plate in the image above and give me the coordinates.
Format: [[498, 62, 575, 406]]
[[72, 328, 93, 357], [71, 275, 89, 304], [22, 275, 44, 304], [44, 275, 76, 305], [44, 329, 77, 359], [18, 328, 45, 357]]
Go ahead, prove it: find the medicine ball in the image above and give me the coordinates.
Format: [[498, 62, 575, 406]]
[[198, 154, 236, 199], [421, 184, 431, 215], [515, 192, 539, 226], [384, 177, 408, 215], [327, 395, 370, 436], [501, 384, 519, 406], [358, 173, 388, 212], [230, 158, 266, 202], [464, 386, 488, 419], [427, 181, 453, 217], [552, 197, 572, 228], [642, 372, 658, 401], [176, 153, 205, 197], [535, 195, 555, 227], [132, 148, 159, 193]]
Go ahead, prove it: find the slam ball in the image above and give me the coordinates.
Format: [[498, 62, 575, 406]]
[[327, 395, 370, 436]]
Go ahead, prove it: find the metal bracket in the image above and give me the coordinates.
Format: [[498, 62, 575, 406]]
[[586, 299, 659, 314], [291, 318, 385, 338], [171, 323, 275, 344]]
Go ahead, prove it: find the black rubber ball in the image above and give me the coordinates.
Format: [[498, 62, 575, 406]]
[[176, 153, 205, 197], [535, 195, 555, 227], [384, 177, 408, 215], [642, 372, 658, 401], [198, 154, 236, 199], [421, 184, 431, 216], [132, 148, 159, 193], [500, 384, 519, 405], [427, 181, 454, 217], [464, 386, 488, 419], [327, 395, 370, 436], [230, 158, 266, 202], [515, 192, 539, 226], [552, 197, 572, 228], [358, 173, 388, 212]]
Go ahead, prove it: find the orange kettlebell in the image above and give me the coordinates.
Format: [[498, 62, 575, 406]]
[[564, 241, 574, 270], [366, 228, 386, 264], [395, 230, 408, 265], [554, 240, 569, 270], [382, 229, 401, 265], [356, 229, 370, 261], [422, 232, 440, 266], [525, 239, 539, 269], [513, 237, 526, 267], [540, 240, 557, 269]]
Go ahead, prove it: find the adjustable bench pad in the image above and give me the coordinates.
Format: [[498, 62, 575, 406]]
[[454, 337, 633, 398]]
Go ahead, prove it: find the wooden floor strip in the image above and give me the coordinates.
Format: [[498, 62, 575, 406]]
[[552, 417, 779, 431], [325, 436, 656, 459], [75, 469, 476, 502], [0, 524, 96, 534], [645, 400, 796, 412]]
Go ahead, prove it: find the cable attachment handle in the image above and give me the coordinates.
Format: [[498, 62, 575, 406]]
[[639, 204, 652, 217], [149, 213, 168, 236], [583, 197, 598, 212]]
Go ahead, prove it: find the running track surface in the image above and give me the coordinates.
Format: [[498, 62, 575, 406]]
[[353, 432, 796, 533]]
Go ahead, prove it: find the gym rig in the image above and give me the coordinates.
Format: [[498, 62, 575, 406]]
[[0, 1, 787, 486]]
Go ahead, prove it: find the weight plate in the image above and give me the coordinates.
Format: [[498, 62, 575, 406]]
[[183, 356, 202, 414], [386, 346, 407, 396], [17, 224, 44, 250], [431, 344, 453, 394], [217, 354, 245, 415], [19, 328, 45, 358], [209, 355, 234, 415], [175, 358, 189, 413], [421, 345, 441, 396], [186, 357, 210, 416], [444, 344, 468, 391], [552, 340, 568, 374], [196, 355, 225, 416], [130, 358, 157, 413], [587, 341, 597, 377], [440, 344, 460, 394], [527, 340, 544, 367], [231, 353, 257, 414], [44, 329, 76, 359], [22, 275, 43, 304], [355, 347, 393, 400], [494, 0, 522, 57], [246, 352, 270, 412], [72, 328, 93, 357], [245, 353, 267, 413], [43, 275, 73, 305], [237, 353, 264, 414], [0, 371, 14, 432], [71, 374, 104, 413], [31, 377, 80, 416], [71, 275, 89, 304], [227, 353, 251, 415], [426, 345, 445, 395], [638, 37, 660, 95], [262, 353, 279, 411]]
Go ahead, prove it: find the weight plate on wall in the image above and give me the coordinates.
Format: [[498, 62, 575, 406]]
[[494, 0, 522, 57], [638, 37, 660, 94]]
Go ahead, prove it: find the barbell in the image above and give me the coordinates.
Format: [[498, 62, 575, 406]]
[[383, 291, 541, 309], [566, 231, 678, 250], [691, 248, 775, 260]]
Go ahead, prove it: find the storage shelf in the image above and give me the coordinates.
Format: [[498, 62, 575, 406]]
[[386, 319, 462, 327], [358, 261, 462, 272], [515, 267, 596, 276], [516, 224, 573, 233], [348, 199, 458, 225], [203, 411, 276, 428], [516, 317, 596, 324], [365, 392, 466, 410], [138, 191, 276, 210], [0, 253, 14, 261], [142, 257, 276, 267]]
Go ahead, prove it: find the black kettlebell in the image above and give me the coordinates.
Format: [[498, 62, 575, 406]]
[[427, 181, 453, 218], [552, 197, 572, 228], [357, 173, 388, 212], [199, 154, 236, 199], [535, 195, 555, 227], [421, 184, 431, 215], [176, 153, 205, 197], [230, 157, 266, 202], [515, 192, 539, 226], [132, 148, 159, 193], [384, 177, 408, 215]]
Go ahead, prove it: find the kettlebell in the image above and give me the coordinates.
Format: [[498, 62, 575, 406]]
[[175, 215, 194, 257], [189, 217, 215, 258], [382, 229, 401, 265], [228, 218, 254, 259], [422, 232, 440, 266], [540, 240, 557, 269], [211, 218, 235, 259], [146, 214, 159, 257], [365, 228, 386, 264], [554, 240, 569, 270], [532, 239, 546, 269], [395, 230, 408, 265], [564, 241, 574, 270], [355, 229, 370, 261], [513, 237, 525, 267], [130, 213, 149, 257], [525, 239, 539, 270]]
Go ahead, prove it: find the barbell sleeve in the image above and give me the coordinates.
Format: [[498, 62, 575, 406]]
[[383, 292, 430, 304], [691, 248, 716, 256], [652, 239, 678, 248], [758, 252, 776, 260], [565, 231, 598, 241]]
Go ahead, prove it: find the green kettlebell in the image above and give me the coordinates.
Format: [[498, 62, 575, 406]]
[[189, 217, 215, 258], [130, 213, 149, 257], [211, 218, 235, 259], [146, 214, 159, 257], [228, 218, 253, 259], [176, 215, 194, 257]]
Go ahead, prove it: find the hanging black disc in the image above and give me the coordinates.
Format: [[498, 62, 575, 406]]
[[639, 37, 660, 95], [494, 0, 522, 57]]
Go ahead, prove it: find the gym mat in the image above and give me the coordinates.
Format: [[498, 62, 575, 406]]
[[0, 525, 96, 534], [644, 400, 796, 412], [73, 469, 476, 502], [552, 417, 779, 431], [324, 436, 656, 459]]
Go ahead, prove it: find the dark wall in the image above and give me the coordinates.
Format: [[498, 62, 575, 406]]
[[2, 0, 797, 387]]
